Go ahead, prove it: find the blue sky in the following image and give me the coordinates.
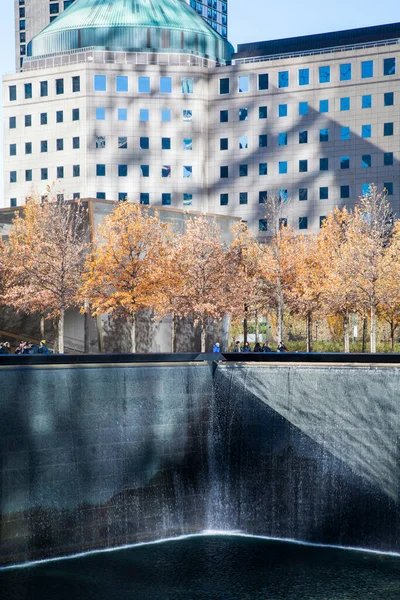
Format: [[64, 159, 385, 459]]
[[0, 0, 399, 194]]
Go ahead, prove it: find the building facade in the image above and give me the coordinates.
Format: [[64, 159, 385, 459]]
[[14, 0, 227, 70], [5, 0, 400, 235]]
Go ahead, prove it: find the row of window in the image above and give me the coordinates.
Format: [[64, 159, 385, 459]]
[[218, 58, 396, 94], [93, 74, 193, 94], [258, 217, 322, 231], [7, 136, 194, 153], [9, 77, 80, 101], [10, 164, 196, 180], [10, 138, 80, 154], [9, 192, 193, 208], [219, 92, 395, 122], [9, 109, 80, 130]]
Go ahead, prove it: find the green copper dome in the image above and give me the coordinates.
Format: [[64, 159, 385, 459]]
[[28, 0, 233, 63]]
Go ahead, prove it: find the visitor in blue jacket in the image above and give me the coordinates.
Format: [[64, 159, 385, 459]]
[[212, 342, 221, 353]]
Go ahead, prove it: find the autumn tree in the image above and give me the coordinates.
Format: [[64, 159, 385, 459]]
[[376, 221, 400, 351], [82, 202, 171, 352], [4, 195, 87, 353], [155, 216, 236, 352]]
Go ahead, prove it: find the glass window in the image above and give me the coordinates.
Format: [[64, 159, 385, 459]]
[[56, 79, 64, 95], [362, 124, 371, 138], [162, 193, 172, 206], [140, 193, 150, 205], [140, 109, 149, 121], [220, 166, 228, 178], [299, 188, 308, 201], [259, 219, 268, 232], [319, 216, 326, 228], [320, 187, 328, 200], [362, 95, 372, 109], [361, 60, 373, 78], [319, 66, 330, 83], [362, 155, 371, 168], [96, 164, 106, 176], [239, 164, 248, 177], [239, 192, 248, 204], [138, 76, 150, 93], [384, 182, 393, 196], [220, 138, 228, 150], [56, 138, 63, 151], [259, 163, 267, 175], [298, 68, 309, 86], [340, 63, 352, 81], [72, 76, 80, 92], [362, 184, 371, 196], [24, 83, 32, 99], [9, 86, 16, 101], [140, 165, 149, 177], [299, 159, 308, 172], [320, 158, 328, 171], [384, 122, 394, 136], [73, 165, 80, 177], [183, 110, 192, 121], [9, 116, 16, 129], [95, 135, 105, 149], [384, 58, 396, 76], [10, 171, 17, 183], [320, 128, 329, 142], [162, 137, 171, 150], [278, 71, 289, 88], [183, 193, 192, 206], [96, 193, 106, 200], [220, 193, 228, 206], [183, 165, 192, 178], [341, 126, 351, 140], [118, 137, 127, 149], [72, 137, 80, 149], [162, 165, 171, 178], [258, 74, 268, 90], [341, 185, 350, 199], [259, 134, 267, 147], [239, 107, 248, 121], [219, 78, 229, 94], [220, 110, 228, 122], [40, 112, 47, 125], [49, 3, 59, 14], [96, 107, 105, 120], [25, 142, 32, 154], [299, 130, 308, 144], [278, 132, 287, 146], [140, 137, 149, 149], [40, 81, 48, 97], [41, 168, 48, 180], [340, 156, 350, 169], [340, 97, 350, 111], [25, 169, 32, 181], [162, 109, 171, 122], [40, 140, 47, 152], [160, 77, 172, 93], [279, 161, 288, 174], [182, 78, 193, 94], [183, 138, 192, 150], [258, 191, 268, 204], [259, 106, 267, 119], [239, 135, 248, 149], [56, 110, 63, 123], [116, 76, 128, 92], [299, 217, 308, 230], [384, 92, 394, 106], [118, 193, 127, 202], [118, 108, 127, 121], [299, 101, 308, 115], [238, 75, 249, 93], [9, 144, 16, 156], [25, 114, 31, 127], [384, 152, 393, 166], [278, 104, 287, 117], [72, 108, 79, 121], [9, 198, 16, 208], [320, 99, 329, 113]]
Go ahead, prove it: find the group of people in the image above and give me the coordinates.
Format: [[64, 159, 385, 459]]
[[0, 340, 51, 355], [233, 341, 288, 353]]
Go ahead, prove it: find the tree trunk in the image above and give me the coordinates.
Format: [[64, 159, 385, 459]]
[[53, 319, 59, 354], [370, 304, 376, 353], [221, 313, 231, 353], [40, 315, 45, 340], [171, 314, 177, 353], [362, 315, 367, 353], [96, 315, 104, 353], [200, 319, 206, 353], [277, 301, 284, 345], [255, 310, 259, 344], [306, 312, 312, 353], [84, 299, 90, 354], [57, 309, 64, 354], [390, 321, 395, 352], [130, 316, 136, 353], [243, 303, 248, 345], [343, 311, 350, 353]]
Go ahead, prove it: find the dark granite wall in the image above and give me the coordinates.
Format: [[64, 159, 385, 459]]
[[1, 361, 400, 566]]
